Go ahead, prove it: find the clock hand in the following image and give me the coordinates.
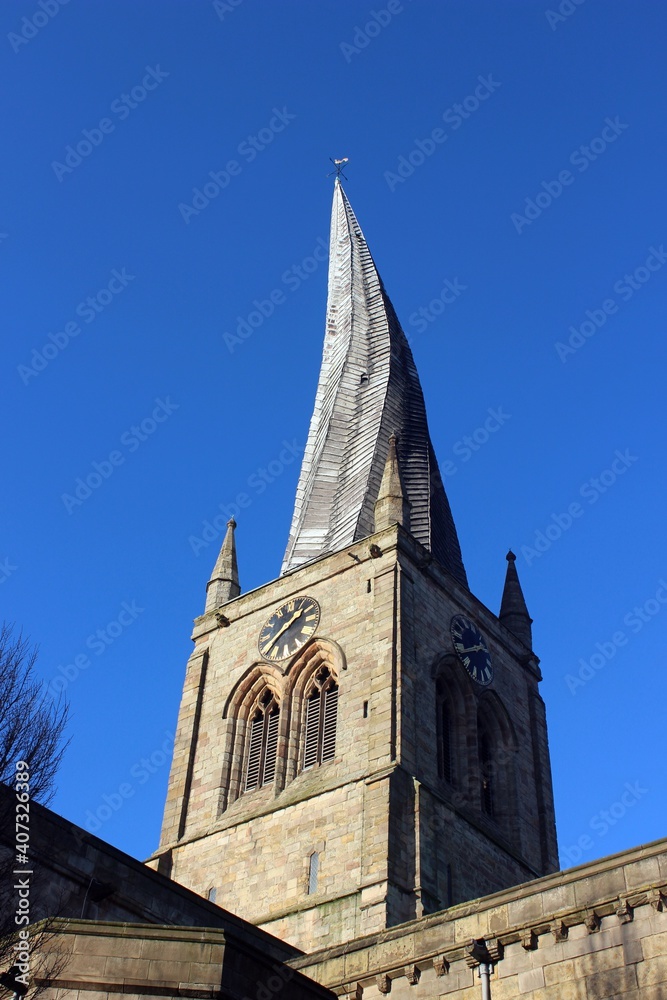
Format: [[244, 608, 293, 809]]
[[460, 644, 485, 653], [268, 608, 304, 648]]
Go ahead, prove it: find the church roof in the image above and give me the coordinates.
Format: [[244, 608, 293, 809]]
[[281, 180, 467, 586]]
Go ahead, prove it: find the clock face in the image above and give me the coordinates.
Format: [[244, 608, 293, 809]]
[[450, 614, 493, 686], [258, 596, 320, 662]]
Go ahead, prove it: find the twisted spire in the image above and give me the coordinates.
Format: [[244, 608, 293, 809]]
[[281, 181, 467, 585]]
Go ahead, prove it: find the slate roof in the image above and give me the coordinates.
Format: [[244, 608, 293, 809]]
[[281, 180, 467, 587]]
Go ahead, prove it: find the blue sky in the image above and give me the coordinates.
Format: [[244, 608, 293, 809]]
[[2, 0, 666, 872]]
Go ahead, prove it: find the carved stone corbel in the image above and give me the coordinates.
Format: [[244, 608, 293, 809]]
[[486, 937, 503, 962], [521, 928, 538, 950], [647, 888, 665, 912], [433, 956, 449, 976], [551, 919, 568, 942]]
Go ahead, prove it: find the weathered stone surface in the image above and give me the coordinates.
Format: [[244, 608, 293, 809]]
[[293, 839, 666, 1000], [155, 520, 559, 951]]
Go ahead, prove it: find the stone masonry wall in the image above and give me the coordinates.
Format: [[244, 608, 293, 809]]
[[291, 838, 667, 999], [395, 531, 559, 912], [155, 523, 558, 951], [156, 532, 402, 949]]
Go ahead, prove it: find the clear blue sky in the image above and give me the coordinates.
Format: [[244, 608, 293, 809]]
[[2, 0, 666, 871]]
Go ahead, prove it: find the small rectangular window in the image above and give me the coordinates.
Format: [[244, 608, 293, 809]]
[[307, 852, 319, 895]]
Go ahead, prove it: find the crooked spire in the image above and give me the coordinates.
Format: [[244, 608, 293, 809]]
[[281, 180, 467, 585], [205, 519, 240, 613], [499, 550, 533, 649], [374, 434, 410, 533]]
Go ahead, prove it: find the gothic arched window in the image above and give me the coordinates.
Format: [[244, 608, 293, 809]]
[[302, 668, 338, 770], [244, 690, 280, 791]]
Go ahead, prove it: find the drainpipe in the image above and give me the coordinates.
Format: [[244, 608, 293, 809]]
[[466, 940, 495, 999], [479, 962, 492, 1000]]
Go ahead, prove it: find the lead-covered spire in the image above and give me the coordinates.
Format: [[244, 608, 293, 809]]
[[281, 181, 467, 585]]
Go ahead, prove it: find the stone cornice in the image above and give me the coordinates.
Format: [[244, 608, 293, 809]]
[[289, 837, 667, 983]]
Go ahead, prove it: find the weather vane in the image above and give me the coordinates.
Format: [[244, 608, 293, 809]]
[[327, 157, 349, 181]]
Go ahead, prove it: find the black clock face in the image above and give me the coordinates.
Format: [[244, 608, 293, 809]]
[[258, 596, 320, 662], [450, 614, 493, 686]]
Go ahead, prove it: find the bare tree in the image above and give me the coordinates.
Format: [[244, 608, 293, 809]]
[[0, 624, 68, 803], [0, 624, 70, 999]]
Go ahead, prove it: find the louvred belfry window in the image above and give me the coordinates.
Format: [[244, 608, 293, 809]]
[[302, 668, 338, 770], [244, 690, 280, 791]]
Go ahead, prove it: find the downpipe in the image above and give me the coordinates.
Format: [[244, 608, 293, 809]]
[[479, 962, 492, 1000]]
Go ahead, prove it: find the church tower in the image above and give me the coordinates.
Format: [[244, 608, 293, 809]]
[[152, 181, 559, 951]]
